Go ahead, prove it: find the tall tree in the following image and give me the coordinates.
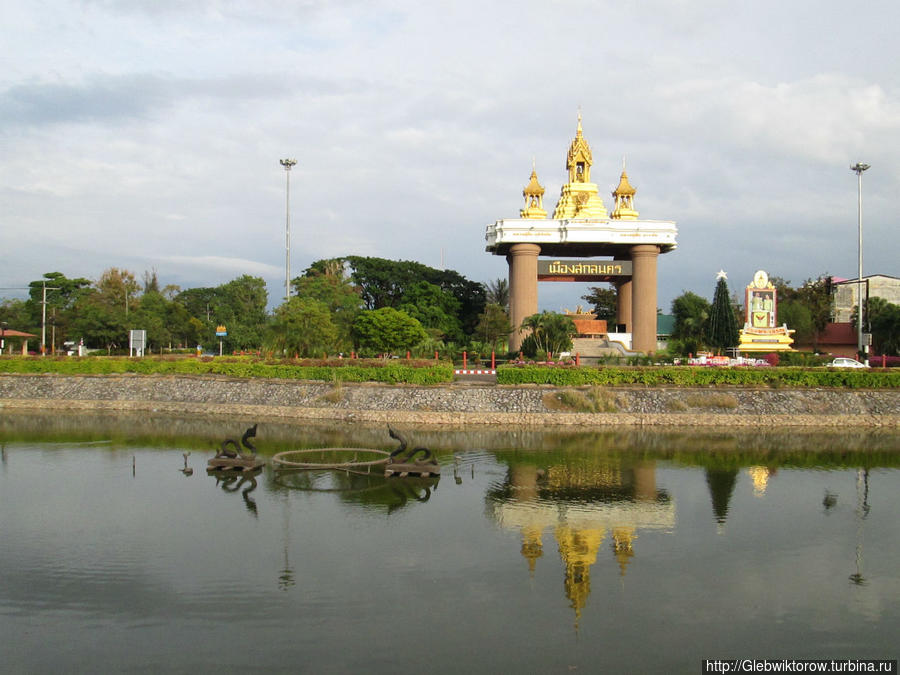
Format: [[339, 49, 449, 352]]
[[352, 307, 427, 356], [581, 286, 618, 322], [795, 276, 833, 351], [271, 297, 338, 358], [293, 259, 362, 351], [705, 273, 739, 354], [475, 303, 512, 352], [671, 291, 710, 355], [25, 271, 92, 339], [519, 311, 575, 357], [866, 297, 900, 356], [399, 281, 463, 343], [485, 278, 509, 312], [95, 268, 140, 315], [339, 256, 486, 336]]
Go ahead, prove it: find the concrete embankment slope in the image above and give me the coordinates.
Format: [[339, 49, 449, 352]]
[[2, 373, 899, 428]]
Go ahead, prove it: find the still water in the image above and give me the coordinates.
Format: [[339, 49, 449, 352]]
[[1, 413, 898, 673]]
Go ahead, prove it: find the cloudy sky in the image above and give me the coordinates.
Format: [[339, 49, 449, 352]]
[[2, 0, 898, 313]]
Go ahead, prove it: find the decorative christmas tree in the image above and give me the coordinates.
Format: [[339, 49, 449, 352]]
[[706, 270, 739, 354]]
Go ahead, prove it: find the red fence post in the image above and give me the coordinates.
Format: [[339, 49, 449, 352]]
[[406, 350, 410, 360], [575, 352, 580, 366], [462, 350, 467, 370], [491, 350, 496, 369], [434, 350, 438, 361]]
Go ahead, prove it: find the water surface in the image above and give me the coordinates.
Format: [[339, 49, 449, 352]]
[[1, 413, 898, 673]]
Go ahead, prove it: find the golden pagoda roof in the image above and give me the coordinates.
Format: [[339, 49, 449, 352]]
[[523, 167, 545, 198], [613, 170, 636, 196]]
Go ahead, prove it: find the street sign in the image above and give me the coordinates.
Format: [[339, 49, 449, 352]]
[[129, 329, 147, 357], [216, 325, 227, 337]]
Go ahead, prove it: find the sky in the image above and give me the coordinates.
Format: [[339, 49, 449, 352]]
[[2, 0, 898, 314]]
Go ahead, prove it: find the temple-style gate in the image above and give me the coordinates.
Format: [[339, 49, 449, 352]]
[[485, 116, 677, 354]]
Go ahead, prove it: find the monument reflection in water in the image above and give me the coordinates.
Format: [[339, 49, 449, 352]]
[[0, 413, 898, 673]]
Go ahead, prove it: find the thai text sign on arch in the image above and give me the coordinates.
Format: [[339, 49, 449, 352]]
[[537, 260, 633, 282]]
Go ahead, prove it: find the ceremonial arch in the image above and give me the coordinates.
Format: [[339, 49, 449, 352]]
[[485, 117, 677, 354]]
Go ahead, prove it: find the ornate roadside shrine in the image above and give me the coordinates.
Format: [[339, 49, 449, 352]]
[[485, 115, 677, 353], [737, 270, 794, 352]]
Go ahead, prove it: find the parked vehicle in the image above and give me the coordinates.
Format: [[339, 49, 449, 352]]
[[829, 357, 868, 368]]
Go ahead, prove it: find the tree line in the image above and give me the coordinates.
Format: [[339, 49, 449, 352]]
[[4, 262, 894, 359], [0, 258, 515, 358]]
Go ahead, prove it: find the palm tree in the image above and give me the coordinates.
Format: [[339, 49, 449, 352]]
[[485, 278, 509, 312]]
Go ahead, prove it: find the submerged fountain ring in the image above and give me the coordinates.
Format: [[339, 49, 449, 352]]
[[272, 448, 392, 470]]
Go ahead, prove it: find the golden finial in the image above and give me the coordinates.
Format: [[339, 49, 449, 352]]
[[521, 161, 547, 219], [611, 161, 638, 220]]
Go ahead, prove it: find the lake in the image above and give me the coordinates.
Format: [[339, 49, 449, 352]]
[[1, 412, 898, 673]]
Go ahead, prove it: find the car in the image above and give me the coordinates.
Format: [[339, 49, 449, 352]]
[[829, 357, 868, 368]]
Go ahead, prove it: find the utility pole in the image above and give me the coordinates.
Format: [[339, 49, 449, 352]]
[[41, 281, 61, 356]]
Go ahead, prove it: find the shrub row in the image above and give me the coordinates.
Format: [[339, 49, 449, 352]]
[[496, 365, 900, 388], [0, 357, 455, 385]]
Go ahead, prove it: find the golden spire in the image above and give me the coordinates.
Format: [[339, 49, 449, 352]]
[[552, 113, 608, 219], [556, 524, 604, 624], [520, 159, 547, 219], [566, 112, 593, 184], [611, 158, 639, 220]]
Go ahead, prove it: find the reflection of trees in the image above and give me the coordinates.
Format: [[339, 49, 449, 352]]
[[705, 468, 739, 527], [3, 412, 900, 470]]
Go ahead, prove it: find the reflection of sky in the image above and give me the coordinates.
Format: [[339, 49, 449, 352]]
[[1, 441, 899, 672]]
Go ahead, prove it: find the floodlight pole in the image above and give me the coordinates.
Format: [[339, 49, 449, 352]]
[[851, 162, 870, 361], [280, 158, 298, 303]]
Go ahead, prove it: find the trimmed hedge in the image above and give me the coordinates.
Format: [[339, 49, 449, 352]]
[[3, 357, 898, 388], [0, 356, 455, 385], [496, 364, 900, 388]]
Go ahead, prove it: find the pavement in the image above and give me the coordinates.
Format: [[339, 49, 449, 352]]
[[453, 370, 498, 385]]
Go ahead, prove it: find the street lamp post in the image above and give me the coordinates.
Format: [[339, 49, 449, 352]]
[[851, 162, 870, 362], [280, 158, 298, 303]]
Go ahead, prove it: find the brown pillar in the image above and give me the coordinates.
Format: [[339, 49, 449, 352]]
[[630, 244, 660, 354], [615, 279, 632, 332], [507, 243, 541, 353], [632, 462, 656, 502]]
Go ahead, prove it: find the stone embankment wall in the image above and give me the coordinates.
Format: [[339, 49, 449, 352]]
[[1, 374, 899, 427]]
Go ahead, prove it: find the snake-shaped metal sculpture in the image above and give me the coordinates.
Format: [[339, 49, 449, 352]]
[[216, 424, 258, 459], [387, 426, 435, 464]]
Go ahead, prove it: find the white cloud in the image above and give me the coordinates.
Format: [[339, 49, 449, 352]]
[[1, 0, 898, 314]]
